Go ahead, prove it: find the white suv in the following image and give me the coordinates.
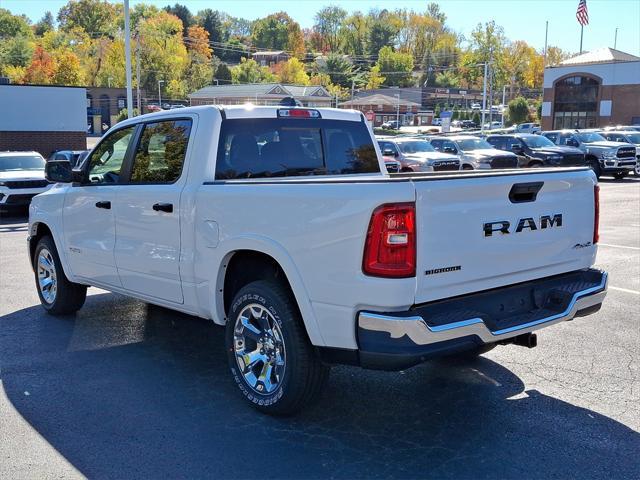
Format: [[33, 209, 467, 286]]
[[0, 151, 51, 213]]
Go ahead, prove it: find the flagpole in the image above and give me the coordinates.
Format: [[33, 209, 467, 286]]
[[580, 25, 584, 53]]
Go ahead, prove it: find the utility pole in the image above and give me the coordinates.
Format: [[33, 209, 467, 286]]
[[158, 80, 164, 107], [135, 31, 141, 114], [502, 85, 507, 126], [123, 0, 133, 118], [614, 27, 618, 49], [395, 93, 400, 127], [481, 62, 488, 133], [351, 78, 355, 102], [543, 20, 549, 67]]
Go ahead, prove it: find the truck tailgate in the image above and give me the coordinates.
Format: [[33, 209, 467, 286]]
[[413, 169, 598, 304]]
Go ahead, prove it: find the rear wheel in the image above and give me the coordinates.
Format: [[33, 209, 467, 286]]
[[462, 164, 474, 170], [613, 171, 628, 180], [528, 161, 544, 168], [634, 162, 640, 177], [226, 280, 329, 415], [34, 235, 87, 315]]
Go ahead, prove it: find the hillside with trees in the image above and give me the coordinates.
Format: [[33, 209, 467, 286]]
[[0, 1, 572, 102]]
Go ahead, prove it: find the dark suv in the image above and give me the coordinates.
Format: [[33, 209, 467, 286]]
[[485, 134, 585, 168]]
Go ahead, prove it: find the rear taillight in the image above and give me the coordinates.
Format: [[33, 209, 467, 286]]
[[363, 203, 416, 278], [593, 184, 600, 244]]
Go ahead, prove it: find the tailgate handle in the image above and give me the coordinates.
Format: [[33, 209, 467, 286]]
[[509, 182, 543, 203]]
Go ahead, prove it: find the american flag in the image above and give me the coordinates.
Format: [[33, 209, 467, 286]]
[[576, 0, 589, 26]]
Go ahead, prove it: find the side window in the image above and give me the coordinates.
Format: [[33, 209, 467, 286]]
[[430, 139, 443, 151], [130, 120, 192, 183], [544, 133, 558, 144], [486, 137, 505, 150], [506, 138, 522, 150], [379, 141, 397, 155], [558, 134, 578, 146], [324, 126, 378, 174], [87, 126, 135, 184], [442, 140, 457, 153]]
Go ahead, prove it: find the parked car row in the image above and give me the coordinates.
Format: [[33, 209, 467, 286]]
[[377, 126, 640, 179]]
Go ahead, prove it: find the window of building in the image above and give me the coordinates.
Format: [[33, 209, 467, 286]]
[[553, 75, 599, 129]]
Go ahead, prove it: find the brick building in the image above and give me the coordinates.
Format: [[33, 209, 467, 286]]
[[541, 48, 640, 130], [339, 93, 427, 127], [0, 84, 86, 157], [188, 83, 333, 107]]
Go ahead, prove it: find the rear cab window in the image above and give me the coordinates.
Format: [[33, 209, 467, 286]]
[[215, 118, 379, 179]]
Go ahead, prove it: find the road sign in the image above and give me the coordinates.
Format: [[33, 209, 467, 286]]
[[441, 110, 453, 133]]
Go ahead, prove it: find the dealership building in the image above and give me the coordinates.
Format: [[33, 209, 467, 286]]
[[541, 47, 640, 130]]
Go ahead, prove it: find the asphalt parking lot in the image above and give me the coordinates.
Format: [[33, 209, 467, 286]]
[[1, 177, 639, 479]]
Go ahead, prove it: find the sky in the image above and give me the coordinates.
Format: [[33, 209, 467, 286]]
[[1, 0, 639, 56]]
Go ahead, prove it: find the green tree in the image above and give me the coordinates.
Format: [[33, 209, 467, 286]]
[[508, 96, 530, 124], [472, 111, 480, 125], [231, 57, 276, 84], [313, 6, 347, 52], [434, 103, 441, 118], [57, 0, 119, 36], [215, 63, 232, 84], [198, 9, 226, 43], [251, 12, 302, 52], [0, 8, 32, 38], [427, 2, 447, 24], [367, 13, 398, 57], [163, 3, 194, 31], [0, 37, 34, 68], [339, 12, 369, 57], [314, 52, 358, 88], [130, 4, 159, 30], [116, 107, 139, 123], [435, 70, 460, 88], [375, 46, 414, 87], [34, 11, 55, 36]]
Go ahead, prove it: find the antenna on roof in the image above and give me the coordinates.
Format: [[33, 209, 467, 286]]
[[279, 96, 302, 107]]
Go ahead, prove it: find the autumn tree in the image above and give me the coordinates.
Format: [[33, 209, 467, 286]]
[[52, 50, 85, 85], [274, 57, 309, 85], [23, 46, 56, 84], [365, 65, 385, 89], [186, 25, 212, 60]]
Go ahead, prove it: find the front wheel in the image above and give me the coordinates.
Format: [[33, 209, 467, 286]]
[[634, 162, 640, 177], [588, 158, 601, 179], [34, 236, 87, 315], [226, 280, 329, 415]]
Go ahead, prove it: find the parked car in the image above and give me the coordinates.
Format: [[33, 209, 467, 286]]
[[0, 151, 51, 213], [32, 105, 607, 415], [541, 130, 636, 179], [598, 130, 640, 176], [431, 117, 442, 126], [381, 120, 401, 130], [470, 103, 481, 111], [485, 134, 586, 168], [515, 123, 541, 134], [428, 135, 518, 170], [483, 121, 504, 130], [383, 158, 401, 173], [377, 137, 460, 172], [460, 120, 478, 130], [49, 150, 89, 168]]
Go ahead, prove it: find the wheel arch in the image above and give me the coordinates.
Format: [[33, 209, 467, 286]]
[[212, 241, 325, 347]]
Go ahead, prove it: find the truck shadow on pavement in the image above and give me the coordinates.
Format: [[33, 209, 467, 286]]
[[1, 292, 638, 479]]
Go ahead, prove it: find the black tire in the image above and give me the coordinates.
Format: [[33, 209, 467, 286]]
[[588, 158, 601, 179], [613, 171, 628, 180], [528, 161, 544, 168], [634, 163, 640, 177], [225, 280, 329, 416], [462, 164, 474, 170], [34, 235, 87, 315]]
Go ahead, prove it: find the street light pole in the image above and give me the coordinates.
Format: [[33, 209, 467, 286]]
[[395, 93, 400, 127], [158, 80, 164, 107], [481, 62, 488, 133], [123, 0, 133, 118], [502, 85, 507, 126]]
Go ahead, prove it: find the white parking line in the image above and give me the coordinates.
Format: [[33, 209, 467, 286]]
[[598, 243, 640, 251], [609, 286, 640, 295]]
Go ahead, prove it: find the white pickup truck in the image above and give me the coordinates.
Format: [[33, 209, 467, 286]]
[[29, 105, 607, 415]]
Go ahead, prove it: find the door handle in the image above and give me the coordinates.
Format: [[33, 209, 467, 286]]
[[95, 201, 111, 209], [152, 202, 173, 213]]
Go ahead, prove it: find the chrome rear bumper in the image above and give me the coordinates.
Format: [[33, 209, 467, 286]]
[[357, 269, 607, 370]]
